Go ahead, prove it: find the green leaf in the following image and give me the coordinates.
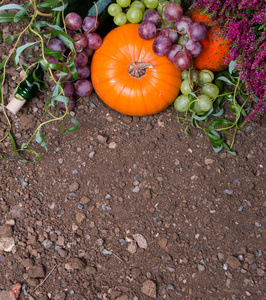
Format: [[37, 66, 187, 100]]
[[14, 3, 30, 22], [8, 133, 28, 162], [63, 117, 80, 133], [88, 0, 112, 16], [38, 0, 63, 10], [43, 48, 66, 61], [205, 131, 225, 147], [228, 60, 236, 74], [14, 42, 38, 65], [68, 55, 78, 80], [5, 33, 20, 44], [216, 76, 234, 85], [223, 143, 237, 156], [0, 4, 27, 12], [208, 118, 234, 130], [35, 131, 47, 151], [0, 58, 7, 70], [0, 13, 26, 23], [212, 145, 223, 153], [0, 32, 2, 43]]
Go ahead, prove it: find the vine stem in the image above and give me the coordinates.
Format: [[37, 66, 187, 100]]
[[0, 2, 39, 144]]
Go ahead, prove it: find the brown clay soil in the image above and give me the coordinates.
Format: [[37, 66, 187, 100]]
[[0, 1, 265, 299]]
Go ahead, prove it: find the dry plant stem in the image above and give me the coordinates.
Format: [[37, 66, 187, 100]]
[[31, 264, 57, 293], [30, 0, 52, 17], [85, 2, 99, 35]]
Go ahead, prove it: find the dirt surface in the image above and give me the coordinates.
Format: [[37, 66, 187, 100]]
[[0, 1, 265, 300]]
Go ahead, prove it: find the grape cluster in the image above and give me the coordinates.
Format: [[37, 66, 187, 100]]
[[138, 0, 208, 70], [107, 1, 208, 70], [43, 12, 103, 111], [174, 68, 220, 114], [108, 0, 160, 26]]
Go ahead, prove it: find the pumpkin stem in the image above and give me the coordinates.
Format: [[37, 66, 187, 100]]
[[128, 62, 153, 78]]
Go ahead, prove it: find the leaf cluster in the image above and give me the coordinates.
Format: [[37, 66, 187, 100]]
[[0, 0, 81, 162], [174, 61, 251, 156]]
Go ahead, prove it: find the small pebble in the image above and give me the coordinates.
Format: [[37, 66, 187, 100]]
[[223, 189, 234, 195], [198, 264, 205, 272], [90, 102, 96, 108], [132, 186, 140, 193], [168, 284, 175, 290], [89, 151, 95, 158]]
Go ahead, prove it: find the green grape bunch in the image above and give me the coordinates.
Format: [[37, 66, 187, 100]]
[[108, 0, 162, 26]]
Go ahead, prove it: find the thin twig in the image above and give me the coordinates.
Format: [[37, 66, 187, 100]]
[[31, 264, 57, 293]]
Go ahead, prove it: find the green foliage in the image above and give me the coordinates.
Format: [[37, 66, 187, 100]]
[[0, 0, 81, 162], [173, 62, 251, 156]]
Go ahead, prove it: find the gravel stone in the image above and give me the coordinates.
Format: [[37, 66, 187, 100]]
[[142, 280, 157, 298]]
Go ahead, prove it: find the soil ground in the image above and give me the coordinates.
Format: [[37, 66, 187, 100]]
[[0, 1, 265, 299]]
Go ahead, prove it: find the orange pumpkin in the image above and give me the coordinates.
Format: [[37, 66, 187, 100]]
[[91, 23, 182, 116], [187, 8, 230, 72]]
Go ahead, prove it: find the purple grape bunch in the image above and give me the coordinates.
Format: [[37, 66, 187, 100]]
[[44, 12, 102, 111], [138, 3, 208, 70]]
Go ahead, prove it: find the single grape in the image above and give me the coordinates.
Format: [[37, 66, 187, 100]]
[[75, 79, 93, 97], [143, 9, 162, 26], [114, 12, 127, 26], [152, 36, 172, 56], [174, 94, 190, 112], [83, 46, 94, 57], [73, 51, 89, 68], [65, 12, 83, 31], [175, 15, 193, 35], [191, 100, 203, 114], [167, 43, 182, 62], [116, 0, 131, 8], [181, 69, 189, 80], [188, 22, 208, 42], [108, 3, 122, 16], [76, 64, 91, 79], [196, 94, 213, 112], [191, 69, 199, 82], [73, 33, 88, 51], [138, 21, 157, 40], [63, 82, 75, 97], [47, 38, 66, 53], [131, 1, 146, 12], [173, 49, 192, 70], [58, 96, 76, 111], [180, 78, 193, 95], [201, 83, 220, 98], [86, 32, 102, 50], [144, 0, 159, 9], [126, 7, 143, 23], [82, 16, 99, 33], [184, 39, 202, 57], [199, 69, 214, 83], [164, 2, 183, 22]]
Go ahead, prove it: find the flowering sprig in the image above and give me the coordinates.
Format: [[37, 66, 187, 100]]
[[194, 0, 266, 122]]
